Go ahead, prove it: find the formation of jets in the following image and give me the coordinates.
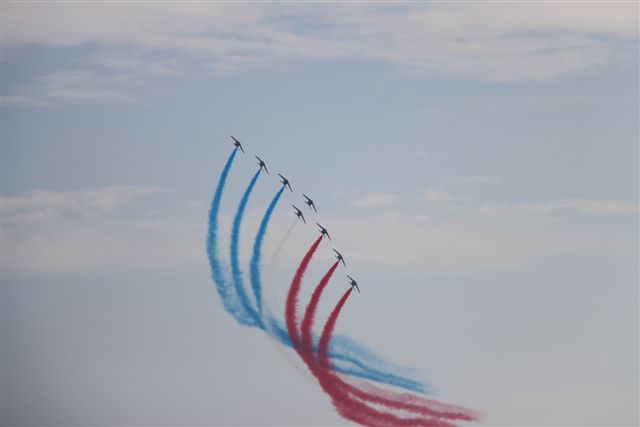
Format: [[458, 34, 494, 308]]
[[229, 135, 361, 294]]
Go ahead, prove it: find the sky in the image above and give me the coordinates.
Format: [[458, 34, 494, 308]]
[[1, 2, 638, 426]]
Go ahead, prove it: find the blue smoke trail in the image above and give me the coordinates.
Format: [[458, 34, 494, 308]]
[[263, 316, 430, 394], [230, 169, 263, 327], [250, 186, 285, 314], [206, 149, 250, 323]]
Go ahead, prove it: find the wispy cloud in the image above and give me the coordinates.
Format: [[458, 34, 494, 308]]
[[474, 198, 640, 216], [333, 191, 401, 208], [1, 2, 636, 83], [1, 185, 163, 224], [353, 192, 401, 208], [446, 176, 501, 185], [424, 187, 456, 204], [1, 70, 137, 106], [0, 186, 202, 277], [2, 185, 636, 278]]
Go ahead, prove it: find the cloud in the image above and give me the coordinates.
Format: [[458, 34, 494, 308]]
[[1, 185, 163, 224], [353, 192, 401, 208], [2, 185, 636, 279], [0, 95, 50, 107], [424, 187, 456, 204], [1, 2, 636, 83], [1, 69, 137, 106], [270, 210, 636, 278], [332, 191, 402, 208], [474, 198, 640, 216], [446, 176, 501, 185], [0, 186, 202, 277]]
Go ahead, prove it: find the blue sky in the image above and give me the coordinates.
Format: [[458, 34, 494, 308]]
[[1, 2, 638, 425]]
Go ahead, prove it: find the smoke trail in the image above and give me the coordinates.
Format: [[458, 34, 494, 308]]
[[329, 335, 427, 393], [206, 149, 249, 321], [230, 169, 263, 327], [260, 219, 316, 382], [299, 284, 479, 426], [249, 198, 428, 393], [264, 218, 297, 288], [284, 258, 479, 425], [300, 290, 464, 427], [301, 261, 340, 358], [285, 235, 323, 350], [250, 186, 285, 314], [265, 232, 429, 393]]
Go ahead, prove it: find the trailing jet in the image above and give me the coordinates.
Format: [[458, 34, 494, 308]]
[[303, 194, 317, 213], [333, 249, 346, 267], [316, 223, 331, 240], [347, 275, 360, 293], [278, 174, 292, 191], [255, 156, 269, 174], [292, 205, 306, 223], [230, 135, 245, 153]]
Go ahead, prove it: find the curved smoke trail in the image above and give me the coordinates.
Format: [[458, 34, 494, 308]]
[[288, 282, 478, 427], [297, 265, 479, 425], [260, 219, 315, 382], [300, 261, 340, 357], [206, 149, 248, 321], [264, 218, 298, 289], [230, 169, 263, 327], [286, 235, 324, 350], [270, 235, 429, 393], [250, 186, 285, 314]]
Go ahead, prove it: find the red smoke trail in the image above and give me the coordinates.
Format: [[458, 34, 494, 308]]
[[289, 260, 479, 426], [308, 289, 448, 427], [285, 235, 323, 351], [300, 260, 340, 359], [317, 290, 477, 426]]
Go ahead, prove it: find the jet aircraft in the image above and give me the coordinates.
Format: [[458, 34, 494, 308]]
[[255, 156, 269, 174], [278, 174, 292, 191], [347, 275, 360, 293], [316, 223, 331, 240], [292, 205, 306, 223], [303, 194, 317, 213], [230, 135, 245, 153], [333, 249, 346, 267]]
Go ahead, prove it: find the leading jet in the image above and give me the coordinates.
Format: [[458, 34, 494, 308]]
[[346, 275, 360, 293], [278, 174, 293, 192], [255, 156, 269, 174], [303, 194, 317, 213], [292, 205, 306, 223], [316, 223, 331, 240], [333, 249, 346, 267], [230, 135, 245, 153]]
